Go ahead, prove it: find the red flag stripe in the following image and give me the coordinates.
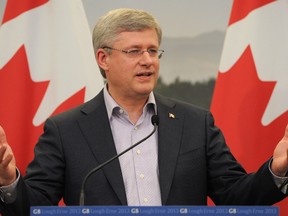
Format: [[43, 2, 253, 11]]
[[2, 0, 49, 24], [228, 0, 276, 25]]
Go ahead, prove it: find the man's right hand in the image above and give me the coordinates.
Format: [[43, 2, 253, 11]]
[[0, 125, 17, 186]]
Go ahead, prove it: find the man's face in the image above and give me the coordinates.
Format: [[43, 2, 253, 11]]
[[103, 28, 160, 101]]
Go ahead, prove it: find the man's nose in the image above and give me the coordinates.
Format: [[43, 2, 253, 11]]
[[139, 51, 154, 65]]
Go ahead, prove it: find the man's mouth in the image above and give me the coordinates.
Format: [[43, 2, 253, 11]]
[[136, 72, 153, 77]]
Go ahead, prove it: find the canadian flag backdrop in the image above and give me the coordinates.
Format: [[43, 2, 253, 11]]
[[211, 0, 288, 214], [0, 0, 103, 176]]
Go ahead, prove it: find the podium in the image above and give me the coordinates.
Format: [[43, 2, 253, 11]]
[[30, 206, 279, 215]]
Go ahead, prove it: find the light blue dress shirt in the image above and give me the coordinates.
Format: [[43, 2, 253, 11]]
[[103, 86, 162, 206]]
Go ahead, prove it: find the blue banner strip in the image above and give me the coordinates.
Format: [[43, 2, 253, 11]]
[[30, 206, 279, 216]]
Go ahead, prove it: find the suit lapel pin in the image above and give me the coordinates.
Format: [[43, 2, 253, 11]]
[[168, 113, 175, 119]]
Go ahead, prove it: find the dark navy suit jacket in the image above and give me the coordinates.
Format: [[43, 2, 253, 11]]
[[0, 90, 286, 215]]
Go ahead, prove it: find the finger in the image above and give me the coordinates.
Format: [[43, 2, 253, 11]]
[[0, 153, 13, 167], [0, 125, 8, 145], [284, 124, 288, 139]]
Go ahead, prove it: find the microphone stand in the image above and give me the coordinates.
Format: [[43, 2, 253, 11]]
[[79, 115, 159, 206]]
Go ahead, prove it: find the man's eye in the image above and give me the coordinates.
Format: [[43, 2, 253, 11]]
[[127, 49, 141, 54], [148, 49, 158, 54]]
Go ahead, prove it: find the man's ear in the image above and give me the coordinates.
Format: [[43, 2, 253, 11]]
[[96, 48, 109, 71]]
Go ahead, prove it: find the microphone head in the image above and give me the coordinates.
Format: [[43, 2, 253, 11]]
[[151, 115, 159, 126]]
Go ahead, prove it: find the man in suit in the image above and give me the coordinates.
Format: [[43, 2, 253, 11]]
[[0, 8, 287, 216]]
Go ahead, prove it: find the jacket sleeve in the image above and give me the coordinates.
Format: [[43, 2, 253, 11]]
[[0, 118, 65, 216], [206, 111, 287, 205]]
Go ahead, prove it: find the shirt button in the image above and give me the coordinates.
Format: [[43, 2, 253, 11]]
[[119, 109, 124, 114], [143, 198, 149, 203], [140, 174, 145, 179], [136, 149, 141, 155], [134, 127, 138, 130]]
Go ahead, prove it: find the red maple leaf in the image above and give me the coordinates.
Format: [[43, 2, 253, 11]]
[[211, 46, 288, 171], [0, 46, 85, 174], [211, 46, 288, 213]]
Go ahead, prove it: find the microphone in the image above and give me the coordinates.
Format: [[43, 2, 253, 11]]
[[79, 114, 159, 206]]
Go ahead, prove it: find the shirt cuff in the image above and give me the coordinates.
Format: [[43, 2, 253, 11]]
[[0, 168, 20, 203], [269, 159, 288, 194]]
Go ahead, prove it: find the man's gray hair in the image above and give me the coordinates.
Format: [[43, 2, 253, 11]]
[[92, 8, 162, 78]]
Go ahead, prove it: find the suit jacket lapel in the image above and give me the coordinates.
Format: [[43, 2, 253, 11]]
[[77, 91, 127, 205], [155, 94, 184, 205]]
